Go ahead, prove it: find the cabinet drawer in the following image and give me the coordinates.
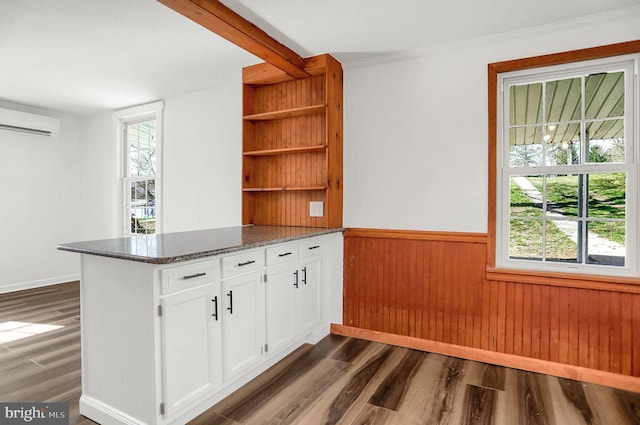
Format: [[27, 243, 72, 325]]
[[298, 238, 323, 258], [160, 260, 218, 295], [221, 249, 264, 278], [265, 243, 298, 266]]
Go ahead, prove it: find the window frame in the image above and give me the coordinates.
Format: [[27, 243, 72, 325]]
[[497, 57, 637, 276], [114, 101, 164, 236], [487, 41, 640, 282]]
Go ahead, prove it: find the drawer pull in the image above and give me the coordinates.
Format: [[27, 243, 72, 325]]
[[226, 291, 233, 314], [212, 296, 218, 321], [308, 245, 320, 250], [237, 260, 256, 267], [278, 252, 293, 257], [183, 272, 206, 280]]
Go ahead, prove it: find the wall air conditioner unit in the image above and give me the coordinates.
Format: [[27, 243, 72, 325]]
[[0, 107, 60, 137]]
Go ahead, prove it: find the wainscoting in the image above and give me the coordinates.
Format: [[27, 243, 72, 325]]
[[339, 228, 640, 392]]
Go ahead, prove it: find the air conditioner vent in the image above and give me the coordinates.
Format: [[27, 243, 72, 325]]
[[0, 107, 60, 137]]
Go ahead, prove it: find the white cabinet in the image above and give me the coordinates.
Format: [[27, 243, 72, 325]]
[[219, 249, 265, 382], [76, 231, 342, 425], [159, 260, 221, 418], [297, 238, 325, 336], [160, 284, 220, 416], [298, 255, 322, 335], [265, 243, 299, 356], [263, 239, 324, 357], [221, 270, 264, 381]]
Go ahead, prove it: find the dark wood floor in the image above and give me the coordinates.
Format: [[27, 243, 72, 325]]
[[1, 281, 639, 425]]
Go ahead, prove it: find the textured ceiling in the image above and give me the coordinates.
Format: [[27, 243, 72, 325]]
[[1, 0, 638, 115]]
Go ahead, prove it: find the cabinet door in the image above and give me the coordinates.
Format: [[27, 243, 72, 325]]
[[298, 256, 322, 335], [265, 262, 298, 356], [160, 283, 220, 417], [221, 272, 264, 382]]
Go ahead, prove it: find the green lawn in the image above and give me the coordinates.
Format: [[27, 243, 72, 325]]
[[509, 184, 577, 260], [527, 173, 625, 244], [509, 172, 626, 260]]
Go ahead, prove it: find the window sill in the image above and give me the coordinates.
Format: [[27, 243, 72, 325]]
[[486, 266, 640, 294]]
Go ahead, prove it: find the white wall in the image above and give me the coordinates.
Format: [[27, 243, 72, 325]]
[[79, 112, 120, 240], [77, 78, 243, 243], [343, 7, 640, 233], [162, 80, 242, 233], [0, 102, 82, 292], [1, 79, 242, 292]]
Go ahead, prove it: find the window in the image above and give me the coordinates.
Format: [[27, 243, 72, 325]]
[[116, 101, 163, 236], [495, 54, 638, 277]]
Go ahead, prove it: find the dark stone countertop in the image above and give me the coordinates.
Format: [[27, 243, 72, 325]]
[[57, 225, 343, 265]]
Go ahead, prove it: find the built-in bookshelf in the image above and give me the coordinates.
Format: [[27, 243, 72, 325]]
[[242, 54, 343, 228]]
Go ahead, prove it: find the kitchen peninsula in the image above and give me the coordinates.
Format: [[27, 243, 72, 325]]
[[58, 225, 343, 425]]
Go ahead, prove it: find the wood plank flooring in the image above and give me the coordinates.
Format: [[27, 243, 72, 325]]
[[1, 282, 640, 425]]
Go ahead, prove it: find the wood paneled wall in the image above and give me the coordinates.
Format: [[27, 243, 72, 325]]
[[341, 228, 640, 390]]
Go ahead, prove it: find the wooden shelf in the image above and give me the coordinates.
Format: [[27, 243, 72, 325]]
[[243, 186, 327, 192], [243, 104, 325, 121], [242, 54, 342, 228], [243, 145, 327, 156]]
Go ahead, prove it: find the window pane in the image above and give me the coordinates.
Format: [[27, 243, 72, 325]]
[[128, 121, 156, 177], [586, 119, 624, 163], [545, 123, 581, 165], [130, 179, 156, 235], [585, 71, 624, 119], [545, 220, 579, 263], [545, 77, 581, 122], [509, 134, 543, 167], [509, 219, 542, 260], [586, 222, 625, 266], [509, 83, 542, 125], [510, 176, 543, 217], [543, 174, 581, 218], [587, 172, 625, 221]]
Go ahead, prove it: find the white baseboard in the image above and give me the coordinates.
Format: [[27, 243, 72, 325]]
[[80, 395, 146, 425], [0, 274, 80, 294]]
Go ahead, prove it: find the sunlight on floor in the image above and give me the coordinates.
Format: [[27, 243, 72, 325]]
[[0, 321, 64, 343]]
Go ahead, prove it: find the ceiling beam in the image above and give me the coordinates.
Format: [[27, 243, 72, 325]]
[[157, 0, 310, 79]]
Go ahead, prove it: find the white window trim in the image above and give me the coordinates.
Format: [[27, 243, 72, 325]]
[[114, 100, 164, 236], [496, 55, 639, 278]]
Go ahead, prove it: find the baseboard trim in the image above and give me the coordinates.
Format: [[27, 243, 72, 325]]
[[331, 324, 640, 393], [0, 274, 80, 294], [79, 395, 146, 425]]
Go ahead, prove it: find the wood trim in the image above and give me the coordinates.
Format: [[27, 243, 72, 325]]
[[489, 40, 640, 74], [487, 267, 640, 294], [331, 324, 640, 393], [344, 227, 487, 244], [487, 39, 640, 270], [157, 0, 309, 78]]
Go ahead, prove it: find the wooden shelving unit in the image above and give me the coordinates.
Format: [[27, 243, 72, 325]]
[[242, 54, 343, 228], [243, 104, 326, 121], [243, 145, 328, 157]]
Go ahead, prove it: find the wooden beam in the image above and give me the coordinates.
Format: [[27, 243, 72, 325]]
[[157, 0, 310, 79]]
